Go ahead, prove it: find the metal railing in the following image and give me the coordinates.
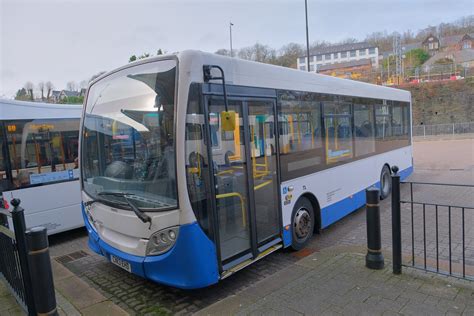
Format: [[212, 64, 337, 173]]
[[0, 200, 58, 315], [391, 169, 473, 280], [413, 122, 474, 137]]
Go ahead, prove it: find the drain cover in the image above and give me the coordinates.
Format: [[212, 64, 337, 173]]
[[55, 250, 89, 264]]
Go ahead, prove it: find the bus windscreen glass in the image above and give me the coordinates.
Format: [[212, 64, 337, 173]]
[[81, 59, 177, 211]]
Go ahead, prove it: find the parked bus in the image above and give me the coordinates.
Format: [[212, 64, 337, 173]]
[[80, 51, 412, 289], [0, 99, 83, 234]]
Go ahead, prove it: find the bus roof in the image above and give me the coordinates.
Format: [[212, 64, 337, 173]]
[[90, 50, 411, 103], [0, 99, 82, 120]]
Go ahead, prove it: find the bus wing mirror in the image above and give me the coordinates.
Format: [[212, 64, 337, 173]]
[[221, 111, 236, 132]]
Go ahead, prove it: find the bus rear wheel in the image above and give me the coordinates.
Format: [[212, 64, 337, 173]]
[[380, 165, 391, 200], [291, 197, 315, 250]]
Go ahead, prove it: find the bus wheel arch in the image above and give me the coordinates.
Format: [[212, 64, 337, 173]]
[[290, 194, 320, 250], [300, 193, 321, 234], [380, 163, 391, 200]]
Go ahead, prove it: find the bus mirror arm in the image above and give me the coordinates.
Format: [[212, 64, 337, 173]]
[[203, 65, 229, 113]]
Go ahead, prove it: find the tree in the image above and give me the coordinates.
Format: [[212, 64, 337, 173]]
[[38, 81, 45, 101], [46, 81, 54, 100], [238, 43, 276, 64], [405, 49, 430, 68], [15, 88, 29, 101], [24, 82, 34, 100], [275, 43, 304, 68], [157, 49, 163, 55], [66, 81, 78, 91], [129, 55, 137, 63]]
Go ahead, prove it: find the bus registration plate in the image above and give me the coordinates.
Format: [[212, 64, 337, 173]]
[[110, 255, 131, 273]]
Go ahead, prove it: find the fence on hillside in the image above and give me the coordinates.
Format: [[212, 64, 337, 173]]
[[413, 122, 474, 137]]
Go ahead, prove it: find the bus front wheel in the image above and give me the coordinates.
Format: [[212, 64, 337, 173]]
[[291, 197, 315, 250], [380, 165, 391, 200]]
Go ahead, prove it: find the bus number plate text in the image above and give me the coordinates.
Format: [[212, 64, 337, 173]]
[[111, 255, 131, 273]]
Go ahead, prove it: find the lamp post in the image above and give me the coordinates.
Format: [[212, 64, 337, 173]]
[[305, 0, 311, 72], [229, 22, 234, 57]]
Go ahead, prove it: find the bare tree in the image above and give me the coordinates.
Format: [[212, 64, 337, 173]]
[[238, 43, 276, 64], [276, 43, 304, 68], [38, 81, 45, 101], [46, 81, 54, 101], [66, 81, 78, 92], [24, 82, 34, 100]]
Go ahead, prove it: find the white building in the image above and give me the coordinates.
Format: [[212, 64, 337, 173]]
[[297, 42, 379, 72]]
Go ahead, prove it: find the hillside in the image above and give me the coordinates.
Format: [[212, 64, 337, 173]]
[[399, 79, 474, 125]]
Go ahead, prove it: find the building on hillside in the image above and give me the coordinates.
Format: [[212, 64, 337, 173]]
[[297, 42, 379, 72], [317, 59, 372, 79], [49, 90, 80, 103], [423, 49, 474, 69], [422, 34, 440, 56]]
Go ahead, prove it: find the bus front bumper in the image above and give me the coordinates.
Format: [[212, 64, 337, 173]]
[[82, 207, 220, 289]]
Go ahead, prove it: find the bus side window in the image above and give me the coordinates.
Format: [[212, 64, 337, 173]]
[[5, 119, 80, 188]]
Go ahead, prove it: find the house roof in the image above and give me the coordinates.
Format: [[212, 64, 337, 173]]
[[318, 58, 371, 72], [62, 90, 80, 97], [440, 33, 474, 47], [302, 42, 376, 58], [423, 48, 474, 67]]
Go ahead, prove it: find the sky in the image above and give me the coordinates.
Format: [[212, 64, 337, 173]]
[[0, 0, 471, 98]]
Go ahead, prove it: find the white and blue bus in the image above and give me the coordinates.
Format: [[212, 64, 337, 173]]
[[80, 51, 412, 289], [0, 99, 83, 234]]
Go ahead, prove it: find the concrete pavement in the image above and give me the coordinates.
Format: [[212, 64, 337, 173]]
[[197, 246, 474, 316]]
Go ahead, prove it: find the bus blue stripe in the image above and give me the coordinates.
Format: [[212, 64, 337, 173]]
[[320, 165, 413, 229]]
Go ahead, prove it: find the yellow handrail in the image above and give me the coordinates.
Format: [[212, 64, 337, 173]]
[[216, 192, 246, 227], [254, 180, 272, 191]]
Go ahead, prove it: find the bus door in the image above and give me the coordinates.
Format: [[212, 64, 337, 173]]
[[206, 97, 281, 270]]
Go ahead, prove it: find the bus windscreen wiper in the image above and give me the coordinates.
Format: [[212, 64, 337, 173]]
[[98, 192, 152, 228]]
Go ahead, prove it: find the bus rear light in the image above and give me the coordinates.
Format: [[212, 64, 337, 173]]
[[147, 226, 179, 256]]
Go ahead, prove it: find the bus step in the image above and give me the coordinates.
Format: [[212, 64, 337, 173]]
[[221, 243, 283, 280]]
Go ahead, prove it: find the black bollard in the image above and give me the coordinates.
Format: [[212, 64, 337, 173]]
[[365, 188, 385, 269], [26, 226, 58, 316], [391, 165, 402, 274]]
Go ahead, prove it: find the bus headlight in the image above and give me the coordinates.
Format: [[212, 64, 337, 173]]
[[146, 226, 179, 256]]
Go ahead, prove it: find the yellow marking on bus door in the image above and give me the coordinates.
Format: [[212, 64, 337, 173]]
[[216, 192, 246, 227], [229, 113, 241, 161]]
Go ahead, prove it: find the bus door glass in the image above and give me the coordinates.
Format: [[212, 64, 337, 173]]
[[247, 100, 280, 244], [207, 96, 280, 266], [208, 98, 252, 262]]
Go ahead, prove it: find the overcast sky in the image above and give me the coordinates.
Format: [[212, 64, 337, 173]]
[[0, 0, 471, 98]]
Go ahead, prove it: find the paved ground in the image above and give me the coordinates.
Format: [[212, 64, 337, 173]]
[[197, 246, 474, 316], [42, 138, 473, 315], [0, 281, 24, 316]]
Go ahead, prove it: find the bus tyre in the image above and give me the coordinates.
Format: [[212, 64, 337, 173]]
[[291, 197, 315, 250], [380, 165, 391, 200]]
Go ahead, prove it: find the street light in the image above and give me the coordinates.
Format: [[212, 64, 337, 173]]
[[305, 0, 311, 72], [229, 22, 234, 57]]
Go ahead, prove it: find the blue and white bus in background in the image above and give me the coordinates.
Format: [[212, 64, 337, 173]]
[[0, 99, 83, 234], [80, 50, 412, 289]]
